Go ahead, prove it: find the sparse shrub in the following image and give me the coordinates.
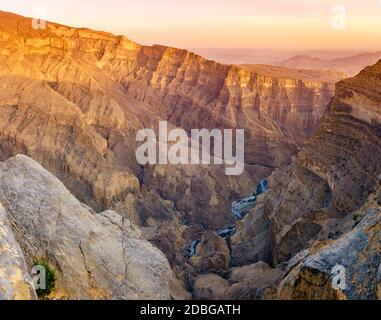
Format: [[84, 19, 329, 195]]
[[33, 259, 56, 298]]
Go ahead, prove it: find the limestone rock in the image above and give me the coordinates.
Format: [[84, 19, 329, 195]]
[[278, 196, 381, 300], [0, 155, 172, 300], [0, 204, 37, 300], [193, 274, 228, 300], [231, 203, 273, 266], [190, 232, 230, 276], [226, 262, 281, 300], [233, 60, 381, 266], [169, 275, 192, 300], [0, 10, 334, 237]]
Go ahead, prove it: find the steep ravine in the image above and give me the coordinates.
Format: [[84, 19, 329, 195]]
[[227, 61, 381, 299], [2, 11, 379, 300], [0, 10, 335, 271]]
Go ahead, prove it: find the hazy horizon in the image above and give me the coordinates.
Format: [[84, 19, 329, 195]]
[[1, 0, 381, 52]]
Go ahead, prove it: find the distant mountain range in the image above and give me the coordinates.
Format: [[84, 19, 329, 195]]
[[0, 10, 380, 301], [240, 64, 346, 83], [192, 48, 381, 78], [274, 51, 381, 77], [191, 48, 365, 65]]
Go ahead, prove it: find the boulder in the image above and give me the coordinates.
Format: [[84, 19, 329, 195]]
[[169, 275, 192, 300], [0, 155, 172, 300], [193, 274, 228, 300], [278, 204, 381, 300], [0, 204, 37, 300], [190, 231, 230, 276], [227, 262, 281, 300]]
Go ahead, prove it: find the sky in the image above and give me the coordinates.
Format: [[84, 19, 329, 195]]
[[1, 0, 381, 51]]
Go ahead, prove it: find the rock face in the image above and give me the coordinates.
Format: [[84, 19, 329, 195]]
[[231, 201, 273, 266], [193, 274, 229, 300], [233, 60, 381, 267], [0, 10, 334, 238], [227, 262, 281, 300], [190, 232, 230, 276], [0, 155, 172, 300], [240, 64, 346, 84], [192, 261, 282, 300], [0, 204, 37, 300], [278, 189, 381, 300], [230, 60, 381, 299]]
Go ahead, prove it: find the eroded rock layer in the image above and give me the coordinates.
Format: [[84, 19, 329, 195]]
[[0, 155, 172, 300], [2, 11, 378, 300], [231, 61, 381, 299], [0, 13, 332, 192], [0, 11, 335, 269]]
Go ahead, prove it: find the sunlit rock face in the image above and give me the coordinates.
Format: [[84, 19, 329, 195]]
[[0, 10, 332, 236], [0, 155, 173, 300], [0, 204, 37, 300], [0, 11, 336, 282], [277, 184, 381, 300], [233, 60, 381, 278], [0, 10, 380, 301]]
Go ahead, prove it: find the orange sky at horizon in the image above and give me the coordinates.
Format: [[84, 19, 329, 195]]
[[1, 0, 381, 51]]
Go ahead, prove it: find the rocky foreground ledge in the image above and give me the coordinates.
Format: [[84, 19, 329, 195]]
[[0, 154, 172, 300]]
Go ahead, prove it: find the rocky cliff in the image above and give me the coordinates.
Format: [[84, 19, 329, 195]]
[[231, 60, 381, 299], [0, 10, 335, 268], [0, 10, 379, 300], [0, 155, 173, 299], [0, 204, 37, 300]]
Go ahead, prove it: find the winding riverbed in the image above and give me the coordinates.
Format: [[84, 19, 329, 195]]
[[186, 179, 269, 258]]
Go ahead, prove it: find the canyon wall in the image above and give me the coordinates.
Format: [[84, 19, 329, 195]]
[[0, 11, 380, 300], [231, 60, 381, 298], [0, 11, 333, 275]]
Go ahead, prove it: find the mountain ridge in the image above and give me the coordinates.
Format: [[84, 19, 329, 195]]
[[1, 10, 380, 300], [275, 51, 381, 77]]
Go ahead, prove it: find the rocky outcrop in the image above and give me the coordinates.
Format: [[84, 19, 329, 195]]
[[0, 155, 172, 300], [227, 262, 281, 300], [193, 274, 229, 300], [231, 201, 273, 266], [169, 275, 192, 300], [233, 60, 381, 267], [229, 60, 381, 300], [0, 204, 37, 300], [278, 188, 381, 300], [192, 261, 281, 300], [190, 231, 230, 276], [0, 10, 334, 236]]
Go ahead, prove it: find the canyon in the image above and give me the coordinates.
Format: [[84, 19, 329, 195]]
[[0, 10, 380, 300], [0, 10, 334, 263]]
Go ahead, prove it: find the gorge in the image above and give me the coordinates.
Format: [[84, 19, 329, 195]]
[[0, 10, 380, 300]]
